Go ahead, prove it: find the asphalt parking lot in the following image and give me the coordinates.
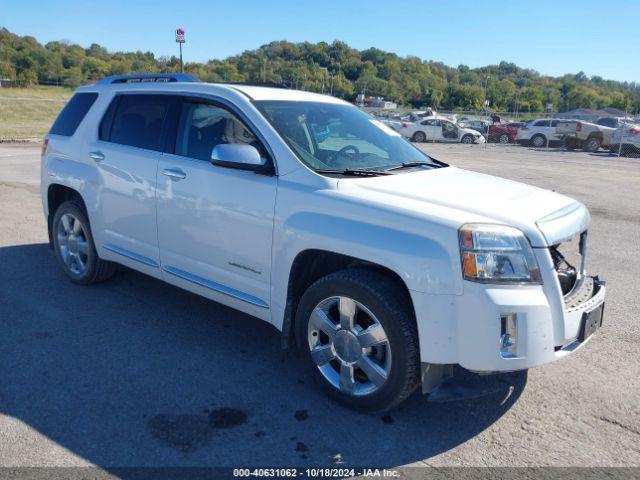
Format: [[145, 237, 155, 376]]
[[0, 142, 639, 471]]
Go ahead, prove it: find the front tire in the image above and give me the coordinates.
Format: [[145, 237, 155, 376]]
[[498, 133, 510, 144], [461, 134, 474, 144], [52, 200, 117, 285], [295, 269, 420, 412]]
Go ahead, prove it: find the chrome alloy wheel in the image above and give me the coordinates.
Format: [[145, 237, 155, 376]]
[[307, 296, 391, 396], [56, 213, 89, 275]]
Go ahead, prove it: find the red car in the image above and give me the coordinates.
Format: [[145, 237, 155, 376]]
[[488, 122, 525, 143]]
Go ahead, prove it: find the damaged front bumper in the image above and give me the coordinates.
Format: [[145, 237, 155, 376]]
[[415, 234, 605, 399]]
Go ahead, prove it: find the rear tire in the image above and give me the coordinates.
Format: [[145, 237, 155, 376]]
[[583, 136, 601, 152], [531, 134, 546, 148], [411, 131, 426, 143], [295, 268, 420, 413], [52, 200, 117, 285], [498, 133, 510, 144]]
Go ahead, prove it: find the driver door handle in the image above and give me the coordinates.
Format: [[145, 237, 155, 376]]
[[162, 168, 187, 180], [89, 151, 105, 162]]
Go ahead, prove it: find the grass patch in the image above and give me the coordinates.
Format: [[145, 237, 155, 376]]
[[0, 86, 73, 140]]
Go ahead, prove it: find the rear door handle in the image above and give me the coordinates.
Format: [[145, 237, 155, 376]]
[[162, 168, 187, 180], [89, 151, 105, 162]]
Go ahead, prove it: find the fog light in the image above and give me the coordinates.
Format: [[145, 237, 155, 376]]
[[500, 314, 518, 358]]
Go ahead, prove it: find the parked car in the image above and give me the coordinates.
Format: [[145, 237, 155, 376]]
[[41, 73, 605, 412], [381, 110, 438, 131], [488, 122, 525, 143], [515, 119, 564, 147], [609, 125, 640, 156], [396, 117, 486, 144], [459, 119, 491, 135], [555, 117, 620, 152]]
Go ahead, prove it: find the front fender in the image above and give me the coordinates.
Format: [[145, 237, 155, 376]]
[[270, 210, 462, 330]]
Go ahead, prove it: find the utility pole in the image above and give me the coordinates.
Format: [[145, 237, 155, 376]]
[[482, 75, 490, 117], [319, 67, 328, 94], [175, 28, 185, 73], [262, 57, 267, 83]]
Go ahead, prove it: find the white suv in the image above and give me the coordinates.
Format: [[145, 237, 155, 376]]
[[41, 74, 606, 412], [515, 118, 563, 147]]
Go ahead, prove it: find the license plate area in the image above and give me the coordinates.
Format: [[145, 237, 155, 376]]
[[578, 302, 604, 342]]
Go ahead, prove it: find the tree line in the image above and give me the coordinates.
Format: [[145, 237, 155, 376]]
[[1, 27, 639, 113]]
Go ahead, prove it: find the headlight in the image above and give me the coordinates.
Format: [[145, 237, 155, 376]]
[[459, 224, 542, 284]]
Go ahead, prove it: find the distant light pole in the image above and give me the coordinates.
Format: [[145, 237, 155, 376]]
[[175, 28, 185, 73]]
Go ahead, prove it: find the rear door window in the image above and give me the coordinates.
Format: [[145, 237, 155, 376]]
[[103, 94, 171, 151], [49, 92, 98, 136]]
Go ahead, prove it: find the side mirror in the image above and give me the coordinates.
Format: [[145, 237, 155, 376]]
[[211, 143, 268, 171]]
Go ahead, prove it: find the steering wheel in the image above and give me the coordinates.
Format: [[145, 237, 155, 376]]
[[330, 145, 361, 166]]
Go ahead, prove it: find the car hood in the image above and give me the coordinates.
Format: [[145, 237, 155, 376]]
[[337, 166, 589, 247]]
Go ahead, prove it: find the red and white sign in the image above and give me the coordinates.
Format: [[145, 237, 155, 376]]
[[175, 28, 185, 43]]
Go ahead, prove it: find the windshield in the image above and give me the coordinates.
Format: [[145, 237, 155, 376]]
[[254, 100, 445, 173]]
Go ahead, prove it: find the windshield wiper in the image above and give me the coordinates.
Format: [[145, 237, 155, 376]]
[[316, 168, 392, 176], [384, 161, 438, 171]]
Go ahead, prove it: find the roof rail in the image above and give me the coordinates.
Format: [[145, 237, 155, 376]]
[[223, 81, 291, 89], [97, 73, 201, 85]]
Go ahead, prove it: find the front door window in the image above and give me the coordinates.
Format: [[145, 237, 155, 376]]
[[442, 121, 458, 139]]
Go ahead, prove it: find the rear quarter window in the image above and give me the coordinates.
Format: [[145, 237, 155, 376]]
[[49, 92, 99, 136]]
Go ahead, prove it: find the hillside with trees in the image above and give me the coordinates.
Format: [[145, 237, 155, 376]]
[[1, 27, 638, 113]]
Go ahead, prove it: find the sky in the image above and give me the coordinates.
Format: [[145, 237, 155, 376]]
[[3, 0, 639, 82]]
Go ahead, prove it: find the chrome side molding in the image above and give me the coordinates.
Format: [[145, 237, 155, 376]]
[[102, 243, 159, 268], [162, 265, 269, 309]]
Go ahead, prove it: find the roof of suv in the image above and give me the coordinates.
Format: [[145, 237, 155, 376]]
[[84, 74, 348, 105]]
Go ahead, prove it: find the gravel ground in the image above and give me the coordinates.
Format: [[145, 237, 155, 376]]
[[0, 142, 638, 472]]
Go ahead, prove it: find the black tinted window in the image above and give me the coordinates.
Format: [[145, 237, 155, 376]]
[[108, 95, 170, 151], [596, 118, 617, 127], [50, 92, 98, 136]]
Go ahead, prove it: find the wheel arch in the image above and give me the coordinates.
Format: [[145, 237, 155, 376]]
[[281, 249, 415, 347], [46, 184, 86, 247], [587, 131, 603, 140], [411, 130, 427, 141]]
